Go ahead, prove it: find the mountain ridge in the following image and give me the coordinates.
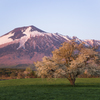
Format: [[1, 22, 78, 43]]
[[0, 25, 100, 66]]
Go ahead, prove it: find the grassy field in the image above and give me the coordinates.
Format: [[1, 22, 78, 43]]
[[0, 78, 100, 100]]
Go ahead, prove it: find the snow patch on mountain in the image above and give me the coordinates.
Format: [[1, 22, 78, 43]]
[[17, 27, 46, 49], [62, 35, 71, 41], [23, 27, 45, 37], [0, 32, 14, 45], [17, 36, 28, 49]]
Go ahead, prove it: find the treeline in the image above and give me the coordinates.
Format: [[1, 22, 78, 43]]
[[0, 64, 35, 70], [0, 68, 37, 80], [0, 68, 99, 80], [78, 74, 100, 78]]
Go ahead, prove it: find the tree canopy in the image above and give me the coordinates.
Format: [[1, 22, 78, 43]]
[[34, 41, 100, 86]]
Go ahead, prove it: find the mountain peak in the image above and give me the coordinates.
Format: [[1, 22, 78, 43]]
[[10, 25, 46, 34], [29, 25, 46, 33], [0, 25, 47, 45]]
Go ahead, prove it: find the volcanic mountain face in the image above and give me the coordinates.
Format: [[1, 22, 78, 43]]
[[0, 25, 100, 66], [0, 26, 69, 65]]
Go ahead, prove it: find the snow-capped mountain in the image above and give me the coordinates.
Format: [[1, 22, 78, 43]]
[[0, 25, 100, 66]]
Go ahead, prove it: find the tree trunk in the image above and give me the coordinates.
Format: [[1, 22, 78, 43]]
[[67, 73, 76, 86], [69, 78, 75, 86]]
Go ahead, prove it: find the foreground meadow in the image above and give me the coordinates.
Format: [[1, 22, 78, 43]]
[[0, 78, 100, 100]]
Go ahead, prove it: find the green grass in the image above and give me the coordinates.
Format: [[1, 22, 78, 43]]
[[0, 78, 100, 100]]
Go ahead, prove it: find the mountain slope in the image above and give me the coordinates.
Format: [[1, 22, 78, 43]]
[[0, 25, 100, 66], [0, 26, 69, 65]]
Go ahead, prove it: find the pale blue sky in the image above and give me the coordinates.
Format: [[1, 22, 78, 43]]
[[0, 0, 100, 40]]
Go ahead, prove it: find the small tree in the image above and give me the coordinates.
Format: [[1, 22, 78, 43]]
[[17, 72, 25, 79], [10, 72, 17, 79], [25, 67, 32, 73], [34, 41, 100, 86]]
